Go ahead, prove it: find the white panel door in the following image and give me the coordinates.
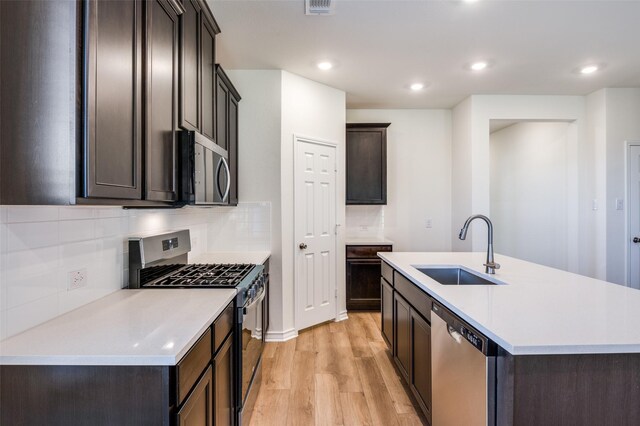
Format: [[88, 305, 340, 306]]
[[628, 144, 640, 289], [294, 137, 337, 330]]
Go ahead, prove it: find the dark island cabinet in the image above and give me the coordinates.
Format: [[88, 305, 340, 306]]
[[410, 308, 432, 422], [382, 265, 433, 422], [394, 291, 411, 380], [381, 277, 394, 348], [346, 123, 390, 205], [177, 365, 214, 426], [346, 244, 392, 310], [215, 65, 241, 205], [84, 0, 143, 200]]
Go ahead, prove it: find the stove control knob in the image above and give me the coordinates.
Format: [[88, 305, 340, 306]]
[[248, 287, 256, 299]]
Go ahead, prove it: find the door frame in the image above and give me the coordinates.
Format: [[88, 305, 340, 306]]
[[626, 141, 640, 288], [292, 134, 339, 331]]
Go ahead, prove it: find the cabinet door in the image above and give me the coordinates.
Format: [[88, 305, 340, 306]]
[[200, 16, 216, 140], [228, 97, 239, 205], [410, 308, 432, 421], [346, 259, 382, 310], [381, 278, 393, 348], [215, 75, 229, 151], [214, 335, 234, 426], [177, 365, 213, 426], [145, 0, 181, 202], [346, 124, 389, 205], [85, 0, 142, 200], [394, 292, 410, 380], [179, 0, 200, 131]]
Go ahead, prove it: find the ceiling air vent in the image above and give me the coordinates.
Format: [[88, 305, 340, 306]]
[[305, 0, 335, 16]]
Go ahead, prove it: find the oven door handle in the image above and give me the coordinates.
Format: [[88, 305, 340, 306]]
[[244, 286, 266, 312]]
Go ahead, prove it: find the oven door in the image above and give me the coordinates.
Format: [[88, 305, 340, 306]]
[[241, 287, 265, 409]]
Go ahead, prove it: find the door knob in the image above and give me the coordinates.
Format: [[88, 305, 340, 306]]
[[634, 237, 640, 244], [299, 243, 308, 250]]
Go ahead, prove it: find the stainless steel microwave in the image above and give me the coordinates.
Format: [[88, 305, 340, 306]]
[[179, 130, 230, 205]]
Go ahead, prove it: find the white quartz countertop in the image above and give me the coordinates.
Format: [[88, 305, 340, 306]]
[[379, 252, 640, 355], [0, 289, 236, 366], [190, 251, 270, 265], [346, 237, 394, 245]]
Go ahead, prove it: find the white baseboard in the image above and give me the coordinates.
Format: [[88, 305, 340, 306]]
[[265, 328, 298, 342], [335, 310, 348, 322]]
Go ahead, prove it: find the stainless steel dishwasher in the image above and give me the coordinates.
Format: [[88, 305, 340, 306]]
[[431, 302, 496, 426]]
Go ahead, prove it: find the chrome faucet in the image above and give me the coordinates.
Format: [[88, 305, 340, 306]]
[[459, 214, 501, 274]]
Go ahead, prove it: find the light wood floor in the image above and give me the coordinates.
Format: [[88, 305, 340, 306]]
[[248, 312, 428, 426]]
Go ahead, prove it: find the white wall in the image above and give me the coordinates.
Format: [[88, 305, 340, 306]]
[[225, 70, 286, 332], [451, 97, 474, 251], [490, 122, 570, 270], [451, 95, 596, 277], [346, 109, 452, 251], [604, 89, 640, 285], [0, 203, 270, 340], [281, 71, 346, 333]]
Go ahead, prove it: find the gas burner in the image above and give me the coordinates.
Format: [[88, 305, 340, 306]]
[[142, 263, 255, 288]]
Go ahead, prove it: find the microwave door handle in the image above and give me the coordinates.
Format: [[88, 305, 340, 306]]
[[221, 156, 231, 202], [215, 157, 224, 200]]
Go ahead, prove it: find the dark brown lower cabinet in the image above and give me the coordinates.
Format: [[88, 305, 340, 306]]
[[214, 335, 233, 426], [177, 365, 214, 426], [394, 292, 411, 380], [410, 309, 432, 423], [346, 244, 392, 310], [0, 300, 235, 426], [387, 269, 432, 423], [381, 277, 393, 348]]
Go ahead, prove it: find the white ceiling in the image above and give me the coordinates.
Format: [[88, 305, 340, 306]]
[[208, 0, 640, 109]]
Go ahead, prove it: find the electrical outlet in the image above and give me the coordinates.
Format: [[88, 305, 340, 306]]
[[359, 225, 369, 231], [426, 219, 433, 228], [616, 198, 624, 211], [68, 268, 88, 291]]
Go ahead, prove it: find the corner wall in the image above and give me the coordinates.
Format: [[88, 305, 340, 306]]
[[281, 71, 346, 334]]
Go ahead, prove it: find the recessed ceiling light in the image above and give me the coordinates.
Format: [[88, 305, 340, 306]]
[[410, 83, 424, 91], [317, 61, 333, 70], [580, 65, 598, 74], [470, 61, 488, 71]]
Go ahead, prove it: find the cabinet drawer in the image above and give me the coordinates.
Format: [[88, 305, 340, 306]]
[[213, 301, 234, 354], [176, 328, 212, 405], [381, 261, 394, 285], [346, 245, 392, 259], [394, 272, 431, 321]]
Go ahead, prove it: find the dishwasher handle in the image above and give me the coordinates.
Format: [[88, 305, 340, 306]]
[[447, 326, 464, 344], [432, 301, 496, 356]]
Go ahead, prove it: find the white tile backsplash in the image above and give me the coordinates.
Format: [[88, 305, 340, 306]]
[[0, 202, 271, 340], [345, 205, 386, 238]]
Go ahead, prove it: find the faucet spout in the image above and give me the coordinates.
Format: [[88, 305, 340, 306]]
[[458, 214, 500, 274]]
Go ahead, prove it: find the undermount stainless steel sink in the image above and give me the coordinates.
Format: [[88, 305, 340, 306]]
[[415, 267, 502, 286]]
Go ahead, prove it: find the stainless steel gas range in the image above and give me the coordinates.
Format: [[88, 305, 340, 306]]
[[128, 229, 267, 426]]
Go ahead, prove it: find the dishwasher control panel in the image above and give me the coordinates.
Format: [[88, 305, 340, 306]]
[[432, 302, 495, 355]]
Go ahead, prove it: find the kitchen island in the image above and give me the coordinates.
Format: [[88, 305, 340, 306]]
[[379, 252, 640, 426]]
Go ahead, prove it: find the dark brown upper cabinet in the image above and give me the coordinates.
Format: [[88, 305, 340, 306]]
[[178, 0, 220, 139], [144, 0, 184, 202], [346, 123, 390, 205], [215, 65, 241, 206], [84, 0, 143, 200]]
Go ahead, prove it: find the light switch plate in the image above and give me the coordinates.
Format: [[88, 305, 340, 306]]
[[616, 198, 624, 211]]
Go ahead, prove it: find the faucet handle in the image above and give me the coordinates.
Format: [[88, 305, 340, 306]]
[[483, 261, 501, 270]]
